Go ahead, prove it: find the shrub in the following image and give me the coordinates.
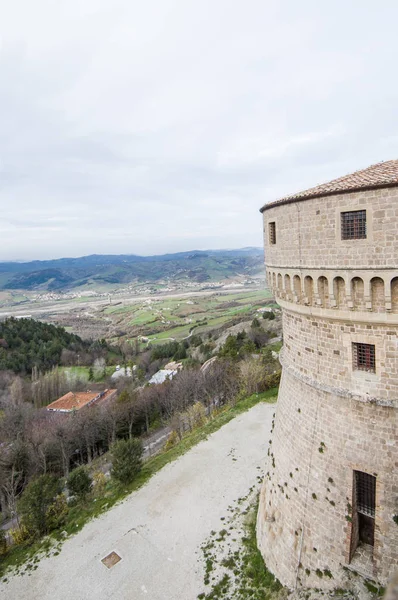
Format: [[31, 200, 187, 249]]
[[45, 494, 68, 531], [173, 344, 187, 360], [111, 438, 143, 484], [164, 430, 179, 451], [262, 311, 275, 320], [67, 466, 92, 499], [92, 471, 107, 495], [18, 474, 61, 537], [218, 336, 239, 359], [10, 523, 34, 545], [0, 529, 7, 555], [189, 335, 202, 347], [190, 401, 206, 427]]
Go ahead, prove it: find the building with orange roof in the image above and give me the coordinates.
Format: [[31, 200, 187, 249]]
[[46, 389, 117, 413]]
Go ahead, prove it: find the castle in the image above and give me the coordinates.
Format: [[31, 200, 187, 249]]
[[257, 160, 398, 589]]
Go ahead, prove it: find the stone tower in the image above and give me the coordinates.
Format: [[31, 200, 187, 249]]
[[257, 160, 398, 590]]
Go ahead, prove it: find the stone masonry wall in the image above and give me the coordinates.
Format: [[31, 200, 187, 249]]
[[262, 188, 398, 269], [282, 311, 398, 403], [258, 188, 398, 590], [257, 312, 398, 588]]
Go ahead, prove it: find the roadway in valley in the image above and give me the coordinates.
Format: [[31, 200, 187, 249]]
[[0, 402, 273, 600], [0, 284, 263, 320]]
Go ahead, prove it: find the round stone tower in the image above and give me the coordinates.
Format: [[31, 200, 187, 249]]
[[257, 160, 398, 590]]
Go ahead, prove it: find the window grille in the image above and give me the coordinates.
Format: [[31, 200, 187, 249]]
[[355, 471, 376, 518], [352, 343, 375, 372], [269, 222, 276, 245], [341, 210, 366, 239]]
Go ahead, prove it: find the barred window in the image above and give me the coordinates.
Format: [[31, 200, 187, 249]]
[[355, 471, 376, 518], [269, 222, 276, 245], [352, 343, 375, 372], [341, 210, 366, 239]]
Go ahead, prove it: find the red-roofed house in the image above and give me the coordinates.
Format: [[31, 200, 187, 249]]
[[46, 389, 117, 413]]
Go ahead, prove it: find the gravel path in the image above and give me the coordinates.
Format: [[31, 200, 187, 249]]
[[1, 403, 273, 600]]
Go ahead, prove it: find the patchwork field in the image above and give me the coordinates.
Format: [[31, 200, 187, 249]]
[[0, 285, 276, 346], [98, 289, 275, 344]]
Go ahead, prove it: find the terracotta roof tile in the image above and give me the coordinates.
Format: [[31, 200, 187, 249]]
[[260, 159, 398, 212], [46, 389, 117, 412]]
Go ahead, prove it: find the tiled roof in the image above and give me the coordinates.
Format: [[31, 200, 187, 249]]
[[46, 389, 117, 412], [260, 160, 398, 212]]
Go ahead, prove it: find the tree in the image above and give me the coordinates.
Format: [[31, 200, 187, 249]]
[[10, 376, 25, 405], [0, 529, 7, 555], [263, 311, 275, 320], [18, 474, 61, 536], [67, 466, 92, 499], [218, 335, 239, 359], [0, 439, 32, 521], [93, 357, 105, 380], [88, 366, 94, 382], [111, 438, 143, 484]]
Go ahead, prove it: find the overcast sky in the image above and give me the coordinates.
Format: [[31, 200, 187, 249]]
[[1, 1, 398, 260]]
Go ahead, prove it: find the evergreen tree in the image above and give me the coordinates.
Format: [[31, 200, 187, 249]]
[[111, 438, 143, 485]]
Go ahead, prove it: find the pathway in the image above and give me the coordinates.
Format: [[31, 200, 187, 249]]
[[0, 403, 273, 600]]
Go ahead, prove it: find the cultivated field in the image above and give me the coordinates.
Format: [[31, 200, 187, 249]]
[[0, 287, 275, 344]]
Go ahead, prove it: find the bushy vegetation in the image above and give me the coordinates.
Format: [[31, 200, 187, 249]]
[[17, 475, 62, 537], [262, 311, 275, 320], [67, 467, 92, 499], [111, 438, 143, 484], [151, 340, 187, 361], [218, 322, 272, 359]]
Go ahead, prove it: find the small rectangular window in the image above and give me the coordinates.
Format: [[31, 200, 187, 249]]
[[341, 210, 366, 239], [269, 222, 276, 245], [352, 343, 375, 373]]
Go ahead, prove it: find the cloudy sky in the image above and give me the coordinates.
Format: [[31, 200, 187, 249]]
[[1, 1, 398, 260]]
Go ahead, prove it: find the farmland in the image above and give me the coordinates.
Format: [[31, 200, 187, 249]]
[[97, 289, 275, 344], [0, 283, 275, 347]]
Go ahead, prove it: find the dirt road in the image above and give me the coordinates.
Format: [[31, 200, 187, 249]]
[[1, 402, 273, 600]]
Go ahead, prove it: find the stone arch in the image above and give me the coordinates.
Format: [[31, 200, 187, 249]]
[[371, 277, 385, 312], [317, 276, 329, 307], [351, 277, 366, 311], [333, 276, 346, 309], [293, 275, 301, 301], [277, 273, 283, 295], [391, 277, 398, 312], [304, 276, 314, 305], [284, 274, 291, 300]]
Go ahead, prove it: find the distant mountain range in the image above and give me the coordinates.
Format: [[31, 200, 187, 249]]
[[0, 248, 264, 291]]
